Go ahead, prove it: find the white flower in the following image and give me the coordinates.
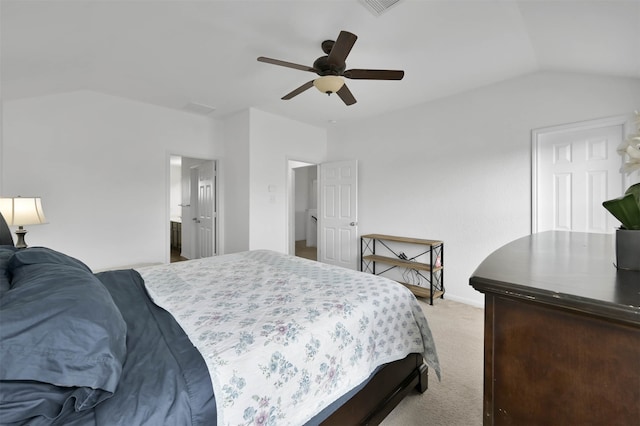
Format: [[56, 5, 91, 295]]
[[618, 111, 640, 173]]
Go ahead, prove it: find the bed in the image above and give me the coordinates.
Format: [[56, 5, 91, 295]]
[[0, 228, 440, 425]]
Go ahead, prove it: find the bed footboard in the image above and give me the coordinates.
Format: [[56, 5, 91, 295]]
[[321, 353, 427, 425]]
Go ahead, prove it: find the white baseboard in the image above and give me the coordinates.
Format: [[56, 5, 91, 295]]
[[442, 293, 485, 308]]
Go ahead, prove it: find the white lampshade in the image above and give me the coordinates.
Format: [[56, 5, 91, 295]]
[[0, 197, 48, 226], [313, 76, 345, 94]]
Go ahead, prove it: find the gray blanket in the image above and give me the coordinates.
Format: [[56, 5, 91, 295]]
[[88, 269, 216, 425], [0, 257, 216, 426]]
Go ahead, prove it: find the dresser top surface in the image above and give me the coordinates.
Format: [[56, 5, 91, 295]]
[[470, 231, 639, 322]]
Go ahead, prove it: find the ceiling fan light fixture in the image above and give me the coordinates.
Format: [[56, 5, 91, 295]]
[[313, 76, 344, 95]]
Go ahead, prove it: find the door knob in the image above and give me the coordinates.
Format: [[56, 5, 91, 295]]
[[350, 222, 357, 226]]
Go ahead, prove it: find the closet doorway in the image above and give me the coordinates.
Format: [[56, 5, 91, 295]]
[[289, 161, 318, 261], [169, 155, 217, 262]]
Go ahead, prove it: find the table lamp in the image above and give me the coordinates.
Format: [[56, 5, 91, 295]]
[[0, 197, 48, 248]]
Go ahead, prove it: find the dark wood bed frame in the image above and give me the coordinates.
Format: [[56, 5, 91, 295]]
[[322, 353, 428, 425]]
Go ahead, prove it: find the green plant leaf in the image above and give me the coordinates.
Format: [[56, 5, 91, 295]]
[[602, 192, 640, 230], [624, 182, 640, 203]]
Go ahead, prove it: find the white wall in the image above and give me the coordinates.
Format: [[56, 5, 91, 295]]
[[221, 109, 251, 254], [2, 90, 220, 270], [4, 73, 637, 306], [248, 108, 326, 252], [327, 71, 640, 306]]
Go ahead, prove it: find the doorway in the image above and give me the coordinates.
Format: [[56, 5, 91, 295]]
[[290, 161, 318, 261], [169, 155, 217, 262], [532, 116, 629, 234], [287, 159, 360, 270]]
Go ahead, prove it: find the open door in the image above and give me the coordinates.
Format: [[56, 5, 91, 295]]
[[193, 161, 216, 258], [169, 156, 217, 262], [318, 160, 358, 270]]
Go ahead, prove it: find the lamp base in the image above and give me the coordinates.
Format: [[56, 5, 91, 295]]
[[15, 227, 28, 249]]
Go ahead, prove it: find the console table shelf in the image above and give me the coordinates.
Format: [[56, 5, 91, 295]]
[[360, 234, 444, 304]]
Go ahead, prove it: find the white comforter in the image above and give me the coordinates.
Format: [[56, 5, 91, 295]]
[[137, 250, 440, 426]]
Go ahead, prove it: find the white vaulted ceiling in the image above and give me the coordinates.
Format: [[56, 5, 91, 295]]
[[2, 0, 639, 127]]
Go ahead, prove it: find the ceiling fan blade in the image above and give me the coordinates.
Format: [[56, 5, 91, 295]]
[[336, 84, 357, 106], [282, 80, 315, 100], [344, 69, 404, 80], [257, 56, 316, 73], [327, 31, 357, 66]]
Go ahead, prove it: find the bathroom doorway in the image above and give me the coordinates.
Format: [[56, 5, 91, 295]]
[[169, 155, 218, 262]]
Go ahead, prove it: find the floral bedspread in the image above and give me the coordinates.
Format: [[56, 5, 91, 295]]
[[137, 250, 440, 426]]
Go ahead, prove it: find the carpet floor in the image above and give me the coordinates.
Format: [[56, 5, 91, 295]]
[[295, 240, 317, 261], [381, 298, 484, 426]]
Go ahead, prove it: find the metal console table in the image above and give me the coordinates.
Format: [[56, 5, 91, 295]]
[[360, 234, 444, 305]]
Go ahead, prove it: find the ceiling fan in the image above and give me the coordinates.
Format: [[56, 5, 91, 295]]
[[257, 30, 404, 106]]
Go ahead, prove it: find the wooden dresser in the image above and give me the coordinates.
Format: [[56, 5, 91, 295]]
[[470, 231, 640, 425]]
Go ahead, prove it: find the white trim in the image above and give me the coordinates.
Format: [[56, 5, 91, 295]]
[[441, 294, 485, 309], [531, 115, 631, 234]]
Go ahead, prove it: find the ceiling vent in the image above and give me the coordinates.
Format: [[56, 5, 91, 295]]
[[359, 0, 402, 16], [183, 101, 216, 115]]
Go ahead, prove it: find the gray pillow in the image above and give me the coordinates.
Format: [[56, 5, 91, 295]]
[[0, 248, 127, 422], [8, 246, 92, 273]]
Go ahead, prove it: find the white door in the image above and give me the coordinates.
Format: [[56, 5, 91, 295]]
[[318, 160, 358, 269], [534, 120, 625, 233], [195, 161, 216, 258]]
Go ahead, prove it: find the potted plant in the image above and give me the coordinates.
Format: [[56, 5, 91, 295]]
[[603, 111, 640, 271], [603, 183, 640, 270]]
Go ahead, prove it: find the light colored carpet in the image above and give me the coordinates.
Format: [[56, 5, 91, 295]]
[[381, 298, 484, 426], [295, 240, 317, 261]]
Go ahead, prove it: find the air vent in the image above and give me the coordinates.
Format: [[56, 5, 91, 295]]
[[183, 101, 216, 115], [359, 0, 402, 16]]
